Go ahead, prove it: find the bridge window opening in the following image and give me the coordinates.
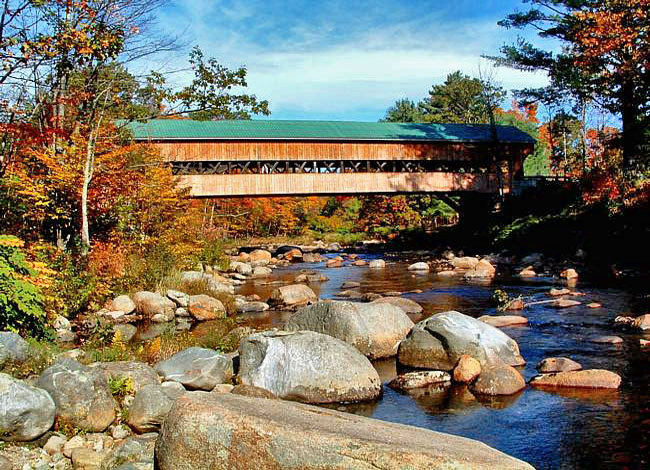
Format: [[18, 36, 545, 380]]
[[171, 160, 493, 176]]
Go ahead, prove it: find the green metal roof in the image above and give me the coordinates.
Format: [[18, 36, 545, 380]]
[[126, 119, 536, 144]]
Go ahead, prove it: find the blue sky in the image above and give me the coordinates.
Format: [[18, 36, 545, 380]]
[[148, 0, 555, 121]]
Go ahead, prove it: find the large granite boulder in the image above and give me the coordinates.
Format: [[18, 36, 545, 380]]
[[126, 385, 174, 433], [398, 311, 525, 370], [0, 373, 55, 441], [269, 284, 317, 308], [154, 393, 534, 470], [0, 331, 31, 365], [154, 347, 233, 390], [36, 359, 116, 432], [286, 301, 413, 359], [239, 330, 381, 403], [89, 361, 160, 393]]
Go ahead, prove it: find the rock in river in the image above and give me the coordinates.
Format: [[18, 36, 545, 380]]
[[371, 296, 423, 314], [470, 364, 526, 396], [408, 262, 430, 271], [368, 259, 386, 269], [154, 347, 233, 391], [388, 371, 451, 391], [132, 291, 175, 322], [536, 357, 582, 373], [453, 354, 481, 384], [36, 359, 116, 432], [530, 369, 621, 389], [0, 373, 55, 441], [155, 392, 534, 470], [286, 300, 414, 359], [249, 249, 272, 263], [591, 335, 623, 344], [188, 294, 226, 321], [398, 310, 525, 371], [239, 330, 381, 403], [479, 315, 528, 328], [550, 299, 581, 309], [269, 284, 317, 308], [450, 256, 479, 270]]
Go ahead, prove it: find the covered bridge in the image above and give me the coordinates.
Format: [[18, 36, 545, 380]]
[[128, 119, 535, 197]]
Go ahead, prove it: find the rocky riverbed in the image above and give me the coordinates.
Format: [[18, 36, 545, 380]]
[[0, 242, 648, 469]]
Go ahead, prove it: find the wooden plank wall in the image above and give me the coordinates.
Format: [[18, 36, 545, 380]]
[[176, 172, 503, 197], [148, 140, 532, 163]]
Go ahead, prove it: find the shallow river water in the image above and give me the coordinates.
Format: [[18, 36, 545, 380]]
[[233, 254, 649, 469]]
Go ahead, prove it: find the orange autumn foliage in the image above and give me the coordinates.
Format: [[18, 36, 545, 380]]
[[572, 1, 649, 77]]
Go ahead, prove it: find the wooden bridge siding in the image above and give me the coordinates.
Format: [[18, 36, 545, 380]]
[[175, 172, 505, 197], [150, 140, 531, 163]]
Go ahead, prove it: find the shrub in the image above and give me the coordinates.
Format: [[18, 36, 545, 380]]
[[50, 253, 99, 320], [0, 235, 47, 336], [116, 243, 179, 293], [196, 238, 228, 270]]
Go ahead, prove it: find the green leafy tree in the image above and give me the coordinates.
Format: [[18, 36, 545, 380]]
[[419, 71, 505, 124], [0, 236, 46, 336], [382, 99, 423, 122], [170, 47, 270, 121]]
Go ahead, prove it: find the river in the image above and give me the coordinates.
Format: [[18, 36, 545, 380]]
[[230, 253, 648, 469]]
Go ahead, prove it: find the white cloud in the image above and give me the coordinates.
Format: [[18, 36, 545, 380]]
[[143, 2, 551, 120]]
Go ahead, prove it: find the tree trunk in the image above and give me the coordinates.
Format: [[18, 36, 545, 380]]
[[81, 134, 96, 251], [621, 80, 638, 169]]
